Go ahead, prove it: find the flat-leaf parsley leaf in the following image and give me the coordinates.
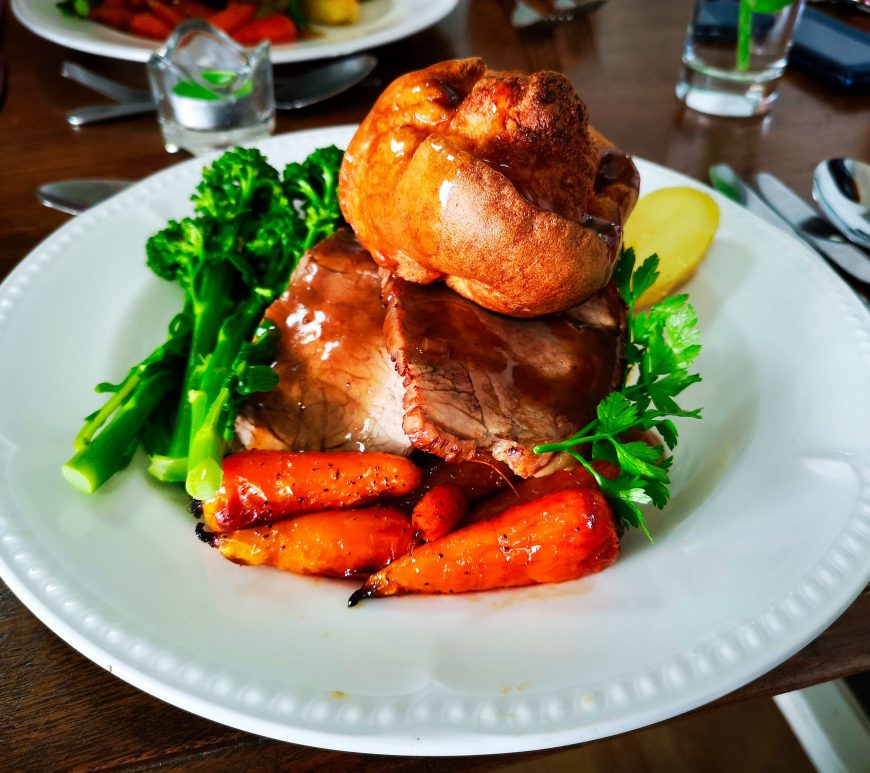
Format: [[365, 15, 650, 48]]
[[534, 248, 703, 539]]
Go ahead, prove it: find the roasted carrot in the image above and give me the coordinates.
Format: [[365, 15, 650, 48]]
[[129, 12, 172, 39], [209, 3, 256, 34], [200, 505, 415, 578], [173, 0, 216, 18], [349, 487, 619, 604], [400, 457, 514, 507], [411, 483, 468, 542], [195, 450, 423, 532], [88, 6, 133, 30], [467, 460, 619, 524], [146, 0, 185, 28], [233, 15, 297, 45]]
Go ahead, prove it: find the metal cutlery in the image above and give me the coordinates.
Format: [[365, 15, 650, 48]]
[[37, 179, 133, 216], [709, 164, 870, 285], [812, 158, 870, 250], [808, 0, 870, 14], [62, 60, 152, 104], [63, 54, 377, 126], [68, 102, 157, 127], [510, 0, 607, 28], [273, 55, 377, 109], [708, 164, 793, 231], [754, 173, 870, 284]]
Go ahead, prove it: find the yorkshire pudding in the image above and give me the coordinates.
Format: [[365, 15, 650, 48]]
[[338, 58, 639, 318]]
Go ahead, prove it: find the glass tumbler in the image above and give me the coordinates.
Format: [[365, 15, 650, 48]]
[[676, 0, 806, 117], [147, 20, 275, 155]]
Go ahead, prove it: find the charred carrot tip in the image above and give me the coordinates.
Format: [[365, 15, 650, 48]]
[[347, 587, 373, 607], [195, 522, 217, 546], [189, 499, 203, 518]]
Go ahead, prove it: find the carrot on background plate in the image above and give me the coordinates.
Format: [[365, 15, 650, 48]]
[[129, 12, 172, 39], [200, 505, 416, 578], [209, 3, 257, 34], [349, 487, 620, 604], [88, 6, 133, 31], [195, 450, 423, 533], [233, 15, 297, 45], [174, 0, 216, 19], [146, 0, 186, 28]]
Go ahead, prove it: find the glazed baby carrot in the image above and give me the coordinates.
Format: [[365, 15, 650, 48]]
[[199, 505, 415, 578], [349, 487, 619, 604], [467, 460, 619, 524], [195, 450, 422, 532], [411, 483, 468, 542], [421, 458, 513, 502]]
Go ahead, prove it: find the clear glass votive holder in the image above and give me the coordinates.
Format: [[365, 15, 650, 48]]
[[676, 0, 806, 118], [147, 20, 275, 155]]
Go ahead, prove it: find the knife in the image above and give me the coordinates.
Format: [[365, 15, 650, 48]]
[[754, 173, 870, 284], [708, 164, 796, 232], [709, 164, 870, 285]]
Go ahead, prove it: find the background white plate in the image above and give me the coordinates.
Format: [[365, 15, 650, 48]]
[[12, 0, 458, 63], [1, 126, 869, 756]]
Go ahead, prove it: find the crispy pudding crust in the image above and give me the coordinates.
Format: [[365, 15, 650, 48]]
[[338, 58, 639, 318]]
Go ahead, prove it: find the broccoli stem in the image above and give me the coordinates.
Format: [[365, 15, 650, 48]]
[[183, 301, 267, 498], [151, 263, 237, 482], [62, 322, 190, 493], [185, 386, 231, 499], [146, 454, 189, 482]]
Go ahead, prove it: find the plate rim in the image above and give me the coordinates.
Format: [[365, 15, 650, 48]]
[[1, 126, 869, 756], [11, 0, 459, 64]]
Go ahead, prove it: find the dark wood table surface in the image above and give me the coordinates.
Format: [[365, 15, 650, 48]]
[[2, 0, 869, 769]]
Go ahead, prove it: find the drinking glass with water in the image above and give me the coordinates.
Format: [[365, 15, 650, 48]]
[[676, 0, 806, 117]]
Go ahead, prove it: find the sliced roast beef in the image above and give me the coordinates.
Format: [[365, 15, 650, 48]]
[[235, 229, 411, 455], [382, 276, 625, 478]]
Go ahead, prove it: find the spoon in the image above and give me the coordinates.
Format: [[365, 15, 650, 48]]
[[37, 179, 133, 215], [66, 54, 377, 126], [812, 158, 870, 249]]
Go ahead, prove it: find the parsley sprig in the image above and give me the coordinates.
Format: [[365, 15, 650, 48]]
[[534, 248, 702, 539]]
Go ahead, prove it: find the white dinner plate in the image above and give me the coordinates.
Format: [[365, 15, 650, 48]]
[[1, 126, 869, 756], [11, 0, 457, 63]]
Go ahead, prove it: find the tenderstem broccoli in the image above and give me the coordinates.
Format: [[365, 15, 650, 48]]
[[63, 145, 346, 499]]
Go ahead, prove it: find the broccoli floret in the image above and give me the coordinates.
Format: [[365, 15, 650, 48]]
[[193, 147, 285, 221], [283, 145, 345, 252]]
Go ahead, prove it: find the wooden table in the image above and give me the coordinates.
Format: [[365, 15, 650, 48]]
[[1, 0, 869, 768]]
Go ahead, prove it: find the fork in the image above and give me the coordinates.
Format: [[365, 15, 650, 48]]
[[62, 61, 155, 126], [62, 61, 152, 104]]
